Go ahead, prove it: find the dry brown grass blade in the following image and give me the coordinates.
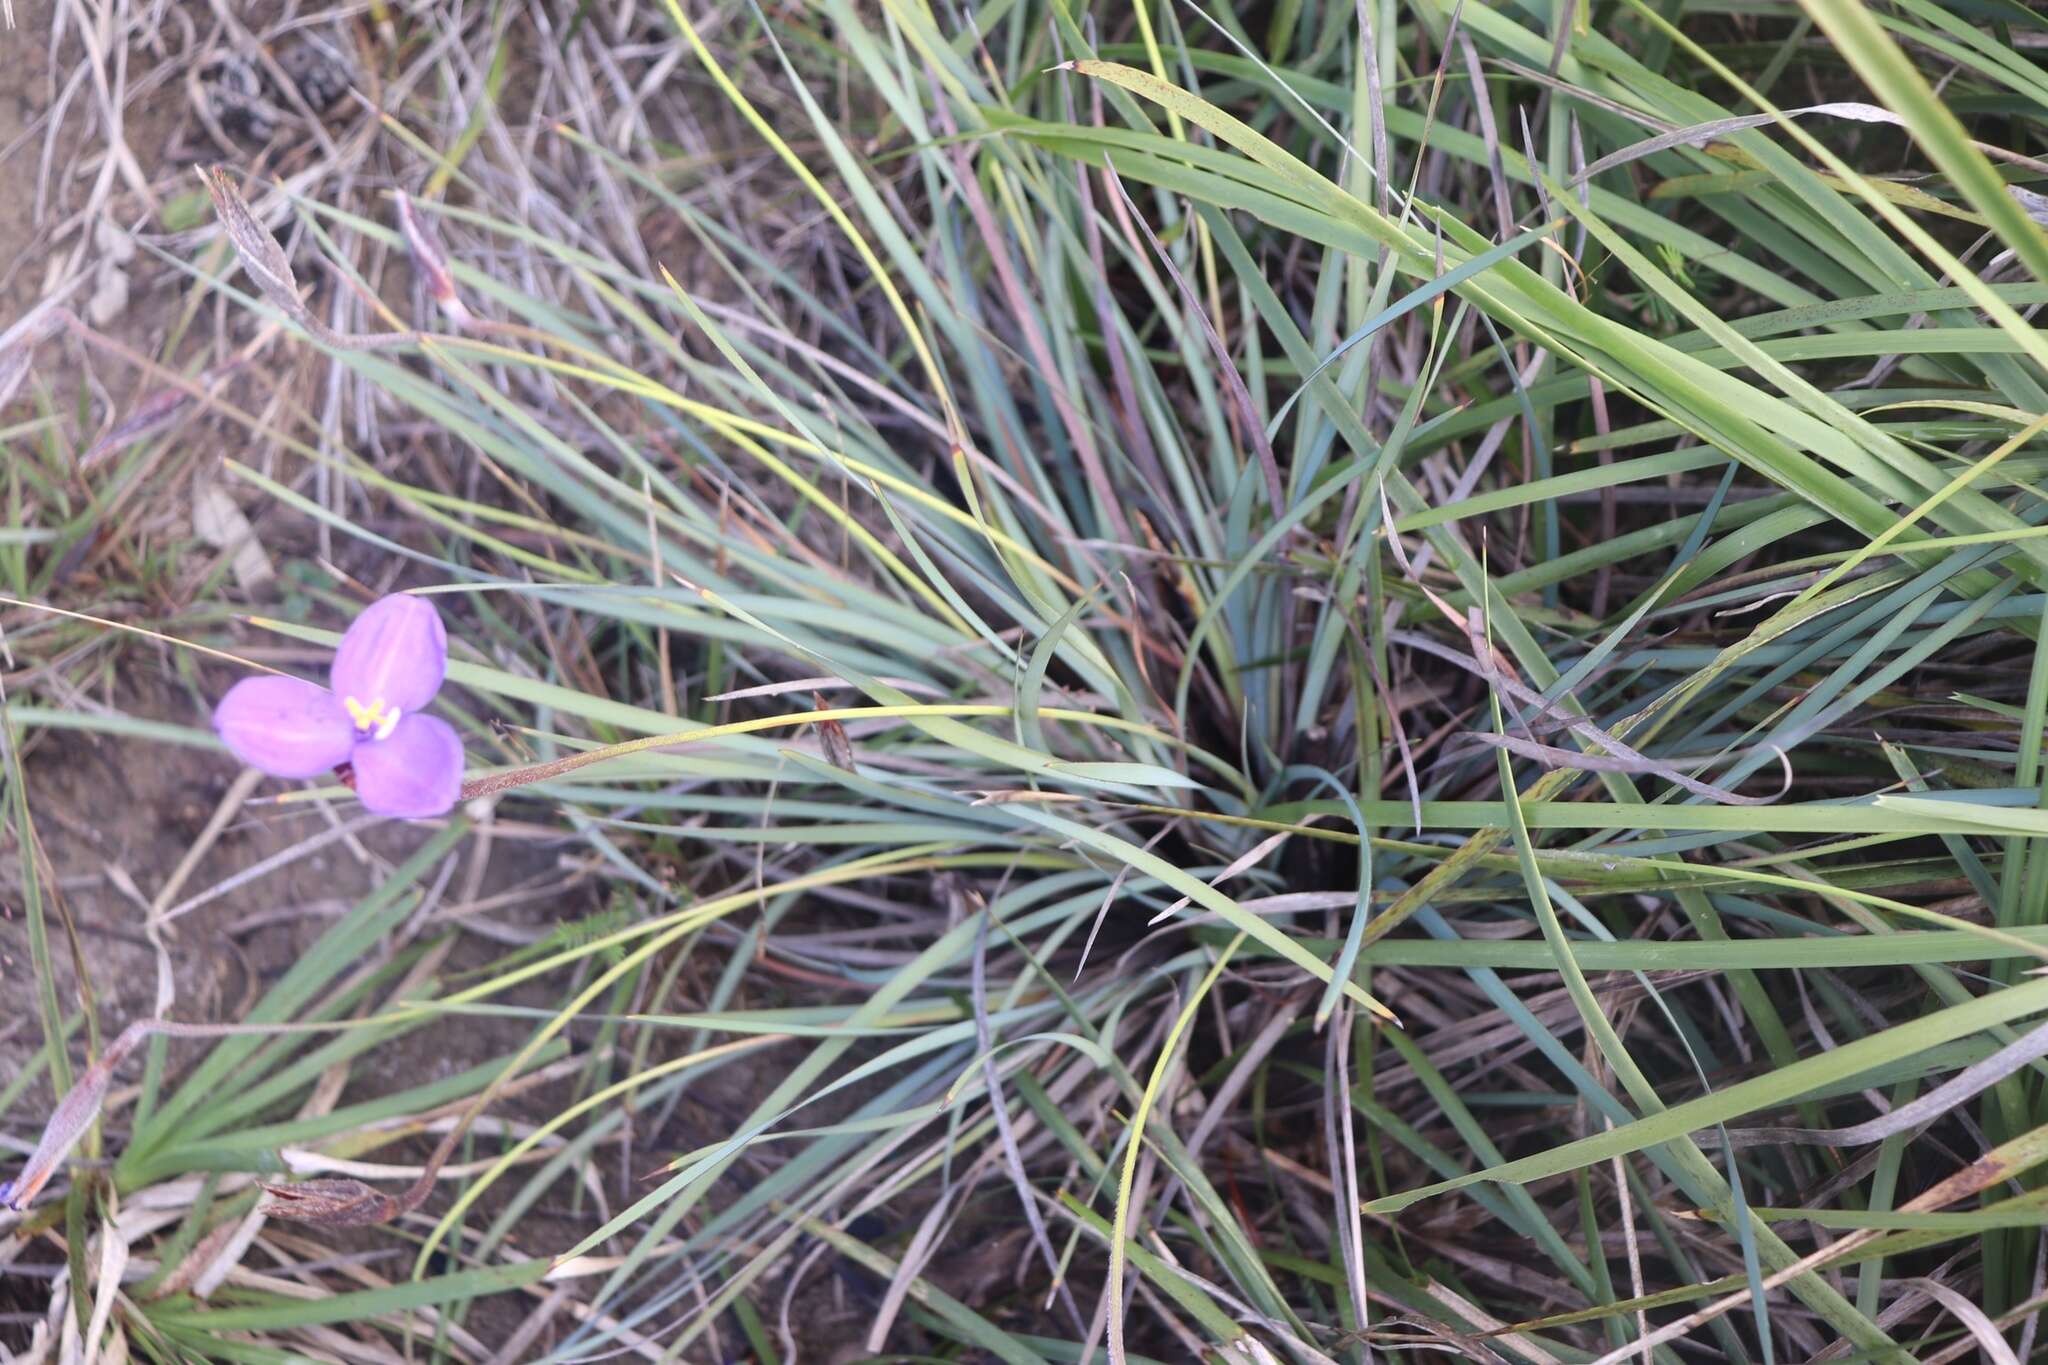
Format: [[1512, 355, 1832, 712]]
[[1460, 732, 1782, 806], [394, 190, 474, 329], [79, 357, 246, 469], [0, 307, 68, 410], [4, 1017, 360, 1211], [1707, 1016, 2048, 1148], [1587, 1121, 2048, 1365], [0, 341, 34, 412]]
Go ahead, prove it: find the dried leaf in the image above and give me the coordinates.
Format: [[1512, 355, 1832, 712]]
[[199, 168, 420, 353], [82, 385, 192, 467], [256, 1095, 476, 1228], [79, 359, 242, 469], [192, 483, 277, 592], [1902, 1280, 2020, 1365], [2010, 184, 2048, 227], [0, 1024, 146, 1209], [256, 1178, 402, 1227], [198, 165, 308, 323], [83, 1225, 130, 1361], [145, 1214, 248, 1300], [3, 1017, 334, 1210]]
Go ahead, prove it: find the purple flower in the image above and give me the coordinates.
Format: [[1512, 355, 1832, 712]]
[[213, 594, 463, 819]]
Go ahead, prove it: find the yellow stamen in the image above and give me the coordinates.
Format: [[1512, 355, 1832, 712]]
[[343, 696, 402, 741]]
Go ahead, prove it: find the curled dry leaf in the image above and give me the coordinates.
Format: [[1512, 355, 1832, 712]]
[[0, 1023, 149, 1210], [198, 165, 309, 325], [255, 1084, 473, 1227], [256, 1178, 406, 1227]]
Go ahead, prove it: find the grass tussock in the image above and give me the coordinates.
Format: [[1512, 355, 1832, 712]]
[[7, 1, 2048, 1361]]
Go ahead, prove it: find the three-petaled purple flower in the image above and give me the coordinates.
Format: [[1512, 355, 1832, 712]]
[[213, 594, 464, 818]]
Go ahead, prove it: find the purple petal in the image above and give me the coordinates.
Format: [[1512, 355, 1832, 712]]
[[351, 714, 463, 819], [212, 676, 355, 778], [330, 594, 447, 713]]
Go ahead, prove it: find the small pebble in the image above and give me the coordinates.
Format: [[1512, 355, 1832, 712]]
[[94, 217, 136, 265], [86, 266, 130, 326]]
